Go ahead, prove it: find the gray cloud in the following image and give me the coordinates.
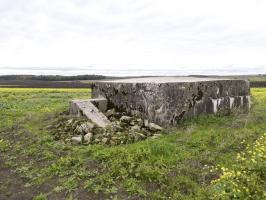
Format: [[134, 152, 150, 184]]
[[0, 0, 266, 75]]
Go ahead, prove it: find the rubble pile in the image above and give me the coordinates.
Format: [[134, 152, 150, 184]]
[[49, 108, 163, 146]]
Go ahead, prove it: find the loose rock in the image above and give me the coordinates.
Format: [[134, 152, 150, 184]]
[[52, 109, 166, 146], [67, 119, 74, 125], [105, 109, 116, 118], [102, 137, 108, 144], [136, 118, 143, 126], [71, 136, 82, 144], [148, 123, 163, 131], [75, 122, 94, 134], [120, 116, 132, 123], [144, 119, 149, 127], [135, 132, 146, 139], [131, 125, 141, 131], [94, 139, 101, 143], [84, 132, 93, 143], [81, 122, 95, 132]]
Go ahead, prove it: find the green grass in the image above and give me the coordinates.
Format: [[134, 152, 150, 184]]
[[0, 88, 265, 199]]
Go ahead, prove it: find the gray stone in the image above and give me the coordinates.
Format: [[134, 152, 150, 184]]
[[102, 137, 108, 144], [120, 116, 132, 123], [104, 132, 111, 136], [71, 136, 82, 144], [71, 120, 79, 129], [66, 119, 74, 125], [92, 77, 250, 127], [136, 118, 143, 126], [148, 123, 163, 131], [94, 139, 101, 143], [135, 132, 146, 138], [84, 132, 93, 143], [70, 100, 111, 128], [129, 121, 135, 126], [144, 119, 149, 127], [105, 108, 116, 117], [109, 123, 123, 132], [131, 125, 141, 131], [90, 97, 108, 112], [94, 134, 101, 139], [77, 122, 95, 133], [116, 131, 122, 135]]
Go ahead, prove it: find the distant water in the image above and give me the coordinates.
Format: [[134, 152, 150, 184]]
[[1, 66, 265, 76]]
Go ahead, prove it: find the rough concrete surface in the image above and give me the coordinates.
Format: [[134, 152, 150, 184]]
[[70, 100, 111, 128], [92, 77, 250, 127]]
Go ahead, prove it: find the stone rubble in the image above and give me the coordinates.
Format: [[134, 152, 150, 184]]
[[120, 116, 132, 123], [49, 108, 164, 146], [84, 132, 93, 143], [148, 123, 163, 131], [71, 136, 82, 144]]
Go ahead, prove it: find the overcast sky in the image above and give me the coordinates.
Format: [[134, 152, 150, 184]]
[[0, 0, 266, 75]]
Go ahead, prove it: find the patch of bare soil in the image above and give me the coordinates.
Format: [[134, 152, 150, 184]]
[[0, 157, 38, 200]]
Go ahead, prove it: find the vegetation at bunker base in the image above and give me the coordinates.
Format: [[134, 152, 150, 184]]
[[0, 88, 265, 199]]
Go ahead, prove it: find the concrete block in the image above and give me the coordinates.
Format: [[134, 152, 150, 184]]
[[90, 97, 108, 112], [92, 77, 250, 127], [70, 100, 111, 128]]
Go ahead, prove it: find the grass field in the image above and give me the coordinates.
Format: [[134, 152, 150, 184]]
[[0, 88, 265, 199]]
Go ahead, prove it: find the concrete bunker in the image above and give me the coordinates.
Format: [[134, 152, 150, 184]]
[[90, 77, 250, 127], [67, 77, 250, 145]]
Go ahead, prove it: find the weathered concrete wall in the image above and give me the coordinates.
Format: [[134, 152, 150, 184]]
[[92, 77, 250, 127]]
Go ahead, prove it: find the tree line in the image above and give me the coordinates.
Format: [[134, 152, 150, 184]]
[[0, 75, 106, 81]]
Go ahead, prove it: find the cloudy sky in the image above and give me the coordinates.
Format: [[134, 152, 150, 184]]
[[0, 0, 266, 75]]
